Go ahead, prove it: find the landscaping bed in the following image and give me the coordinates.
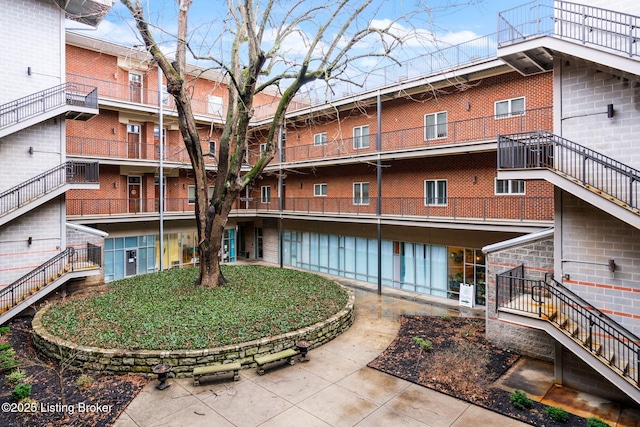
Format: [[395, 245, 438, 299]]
[[368, 315, 590, 427]]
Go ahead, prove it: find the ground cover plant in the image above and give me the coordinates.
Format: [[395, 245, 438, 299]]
[[40, 265, 348, 350], [368, 315, 587, 426]]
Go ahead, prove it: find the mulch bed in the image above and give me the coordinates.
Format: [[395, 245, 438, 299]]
[[0, 317, 148, 427], [368, 315, 586, 426]]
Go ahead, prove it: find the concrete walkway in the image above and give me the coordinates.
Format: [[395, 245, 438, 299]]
[[113, 285, 529, 427]]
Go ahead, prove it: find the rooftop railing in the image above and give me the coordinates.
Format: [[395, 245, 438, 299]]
[[67, 196, 554, 223], [0, 82, 98, 129], [498, 0, 639, 58]]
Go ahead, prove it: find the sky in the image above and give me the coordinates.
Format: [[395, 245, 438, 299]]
[[67, 0, 519, 98]]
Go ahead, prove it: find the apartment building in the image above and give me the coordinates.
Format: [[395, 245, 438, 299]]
[[0, 0, 112, 324], [485, 0, 640, 405], [62, 25, 556, 306]]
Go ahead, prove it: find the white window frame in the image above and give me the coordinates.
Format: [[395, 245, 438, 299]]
[[424, 179, 447, 206], [314, 183, 327, 197], [261, 186, 271, 203], [424, 111, 448, 140], [188, 185, 196, 204], [314, 132, 327, 146], [259, 143, 267, 154], [353, 182, 370, 205], [208, 186, 216, 200], [208, 140, 216, 156], [495, 179, 525, 195], [494, 97, 525, 119], [207, 95, 223, 115], [353, 125, 370, 149]]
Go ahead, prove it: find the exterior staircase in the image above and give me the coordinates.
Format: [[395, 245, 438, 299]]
[[497, 265, 640, 404], [498, 131, 640, 229], [0, 161, 99, 227], [0, 82, 98, 139], [0, 245, 101, 326]]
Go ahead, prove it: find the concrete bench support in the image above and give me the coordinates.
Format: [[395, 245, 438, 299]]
[[193, 362, 241, 386], [255, 348, 298, 375]]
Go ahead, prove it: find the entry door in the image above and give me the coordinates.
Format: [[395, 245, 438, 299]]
[[255, 228, 264, 259], [128, 176, 142, 212], [125, 249, 137, 277], [129, 72, 142, 103], [127, 124, 141, 159]]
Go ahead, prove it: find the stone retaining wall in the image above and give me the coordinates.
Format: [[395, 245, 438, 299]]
[[31, 288, 354, 378]]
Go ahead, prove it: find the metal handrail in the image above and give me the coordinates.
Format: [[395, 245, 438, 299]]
[[0, 245, 102, 312], [498, 0, 639, 58], [0, 161, 99, 218], [66, 195, 554, 222], [497, 271, 640, 385], [0, 82, 98, 129], [498, 131, 640, 210]]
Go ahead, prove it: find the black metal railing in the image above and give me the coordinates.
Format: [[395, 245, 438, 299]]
[[0, 161, 99, 218], [0, 245, 101, 313], [497, 269, 640, 386], [498, 131, 640, 211], [66, 195, 554, 223], [0, 82, 98, 129], [498, 0, 639, 58]]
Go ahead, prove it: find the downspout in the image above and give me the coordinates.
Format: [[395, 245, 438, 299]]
[[376, 91, 382, 295]]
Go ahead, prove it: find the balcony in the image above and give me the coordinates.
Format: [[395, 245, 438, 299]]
[[67, 196, 553, 230], [497, 0, 639, 75], [66, 136, 218, 166], [265, 106, 552, 166]]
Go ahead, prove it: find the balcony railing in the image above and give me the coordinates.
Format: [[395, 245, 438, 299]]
[[497, 268, 640, 387], [498, 131, 640, 211], [256, 106, 552, 164], [66, 73, 226, 120], [0, 82, 98, 129], [67, 196, 553, 222], [0, 161, 99, 218], [66, 136, 217, 165], [498, 0, 639, 58]]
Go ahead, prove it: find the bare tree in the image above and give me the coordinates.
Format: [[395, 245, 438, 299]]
[[121, 0, 411, 287]]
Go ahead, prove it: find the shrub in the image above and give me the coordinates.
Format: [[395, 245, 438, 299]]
[[587, 417, 610, 427], [76, 374, 94, 389], [441, 314, 452, 321], [510, 389, 533, 410], [11, 383, 31, 401], [0, 327, 10, 335], [5, 369, 26, 388], [0, 347, 19, 370], [413, 337, 433, 351], [546, 406, 568, 423], [0, 343, 11, 352]]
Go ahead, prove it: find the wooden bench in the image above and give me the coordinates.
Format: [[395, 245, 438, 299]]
[[193, 362, 241, 386], [255, 348, 299, 375]]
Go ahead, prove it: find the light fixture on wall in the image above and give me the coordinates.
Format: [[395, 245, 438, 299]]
[[607, 103, 614, 118], [472, 175, 477, 184], [182, 183, 186, 189], [608, 259, 616, 272], [28, 147, 34, 155], [27, 237, 32, 245], [113, 182, 118, 188], [112, 127, 116, 134], [465, 100, 471, 111]]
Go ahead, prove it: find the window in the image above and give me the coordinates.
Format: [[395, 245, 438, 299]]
[[314, 183, 327, 197], [314, 132, 327, 146], [188, 185, 196, 204], [161, 85, 170, 106], [353, 182, 369, 205], [495, 97, 525, 118], [208, 140, 216, 156], [425, 180, 447, 205], [495, 179, 525, 194], [208, 186, 215, 200], [353, 125, 369, 149], [260, 143, 267, 154], [261, 186, 271, 203], [424, 111, 448, 140], [207, 95, 223, 115]]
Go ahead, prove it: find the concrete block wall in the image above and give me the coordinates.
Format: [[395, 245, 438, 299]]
[[0, 201, 63, 287], [0, 0, 63, 103], [485, 236, 555, 360], [558, 60, 640, 170], [558, 192, 640, 335]]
